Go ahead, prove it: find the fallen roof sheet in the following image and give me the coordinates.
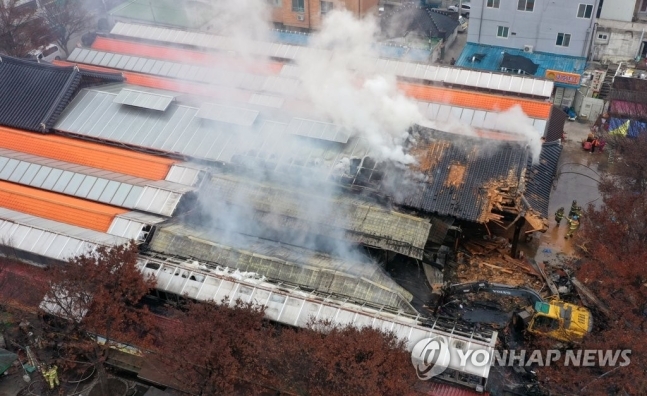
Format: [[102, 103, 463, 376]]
[[109, 22, 552, 98], [0, 126, 175, 180], [0, 148, 192, 216], [204, 173, 431, 259], [0, 180, 128, 232], [395, 127, 529, 223], [0, 56, 123, 132], [0, 207, 128, 262], [113, 88, 175, 111], [524, 141, 563, 217], [147, 223, 415, 313], [138, 255, 497, 382]]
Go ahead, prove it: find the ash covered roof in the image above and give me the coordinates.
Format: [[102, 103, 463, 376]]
[[524, 141, 562, 217], [202, 172, 431, 260], [148, 223, 416, 313], [393, 127, 529, 223], [0, 56, 122, 132]]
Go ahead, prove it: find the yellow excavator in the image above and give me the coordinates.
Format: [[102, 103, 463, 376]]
[[440, 281, 593, 342]]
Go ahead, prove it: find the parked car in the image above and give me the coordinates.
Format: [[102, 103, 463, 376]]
[[458, 16, 469, 32], [26, 44, 62, 63], [448, 2, 471, 17]]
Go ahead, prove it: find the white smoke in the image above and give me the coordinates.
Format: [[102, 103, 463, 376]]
[[296, 10, 424, 165], [490, 105, 543, 163]]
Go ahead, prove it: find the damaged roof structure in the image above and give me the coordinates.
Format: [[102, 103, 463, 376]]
[[0, 19, 566, 390]]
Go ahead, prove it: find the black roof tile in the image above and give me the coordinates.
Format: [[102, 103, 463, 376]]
[[0, 56, 122, 132], [385, 127, 529, 223], [380, 6, 459, 40], [524, 141, 562, 217]]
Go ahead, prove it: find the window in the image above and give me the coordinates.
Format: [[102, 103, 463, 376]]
[[641, 0, 647, 13], [556, 33, 571, 47], [321, 0, 333, 14], [497, 26, 509, 38], [597, 33, 608, 40], [267, 0, 282, 7], [517, 0, 534, 11], [577, 4, 593, 18], [292, 0, 304, 12], [487, 0, 500, 8]]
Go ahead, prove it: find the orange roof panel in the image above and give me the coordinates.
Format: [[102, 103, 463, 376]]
[[0, 181, 127, 232], [0, 126, 175, 180], [92, 37, 284, 75], [397, 82, 551, 119]]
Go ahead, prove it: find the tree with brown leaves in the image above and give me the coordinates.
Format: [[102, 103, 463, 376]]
[[155, 300, 268, 395], [41, 243, 156, 396], [0, 0, 50, 56], [41, 0, 92, 56], [536, 136, 647, 395]]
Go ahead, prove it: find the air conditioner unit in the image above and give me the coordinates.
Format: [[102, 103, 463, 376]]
[[523, 45, 534, 53], [296, 14, 305, 21]]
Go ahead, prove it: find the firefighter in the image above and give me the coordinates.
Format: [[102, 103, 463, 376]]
[[42, 365, 59, 389], [565, 216, 580, 239], [554, 207, 565, 225], [568, 200, 579, 218]]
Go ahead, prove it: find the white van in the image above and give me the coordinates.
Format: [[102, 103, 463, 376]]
[[449, 2, 471, 17], [27, 44, 63, 63]]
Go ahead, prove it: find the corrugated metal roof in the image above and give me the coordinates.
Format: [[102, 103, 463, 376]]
[[92, 36, 283, 75], [456, 43, 586, 88], [66, 48, 301, 97], [399, 83, 552, 119], [0, 148, 191, 216], [204, 173, 431, 259], [138, 255, 497, 382], [195, 103, 259, 126], [108, 211, 166, 240], [109, 22, 552, 98], [165, 163, 204, 186], [0, 126, 175, 180], [0, 207, 128, 261], [524, 141, 562, 217], [395, 127, 529, 223], [417, 101, 546, 135], [0, 180, 128, 232], [148, 223, 415, 312], [285, 118, 349, 143]]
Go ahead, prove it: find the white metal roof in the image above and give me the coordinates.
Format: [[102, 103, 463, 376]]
[[138, 255, 497, 381], [0, 208, 128, 261], [108, 212, 166, 240], [110, 21, 553, 98], [0, 148, 193, 217], [165, 163, 204, 187], [416, 102, 547, 135]]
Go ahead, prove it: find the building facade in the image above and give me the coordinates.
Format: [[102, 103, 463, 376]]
[[466, 0, 598, 57], [592, 0, 647, 62], [268, 0, 379, 30]]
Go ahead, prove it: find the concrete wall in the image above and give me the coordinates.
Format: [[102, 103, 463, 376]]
[[592, 19, 647, 62], [600, 0, 636, 21], [467, 0, 597, 57], [270, 0, 379, 30]]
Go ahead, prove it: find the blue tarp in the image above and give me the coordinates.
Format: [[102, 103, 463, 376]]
[[608, 117, 647, 138]]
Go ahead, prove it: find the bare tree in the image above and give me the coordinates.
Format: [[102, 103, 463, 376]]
[[41, 0, 92, 56], [0, 0, 50, 56]]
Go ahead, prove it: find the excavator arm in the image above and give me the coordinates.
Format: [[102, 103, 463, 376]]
[[442, 281, 544, 306]]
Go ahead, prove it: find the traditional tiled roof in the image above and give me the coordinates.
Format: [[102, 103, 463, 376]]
[[380, 6, 459, 40], [394, 126, 529, 223], [524, 141, 562, 217], [0, 56, 122, 132]]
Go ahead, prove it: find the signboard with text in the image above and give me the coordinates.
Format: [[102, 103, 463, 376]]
[[545, 70, 581, 86]]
